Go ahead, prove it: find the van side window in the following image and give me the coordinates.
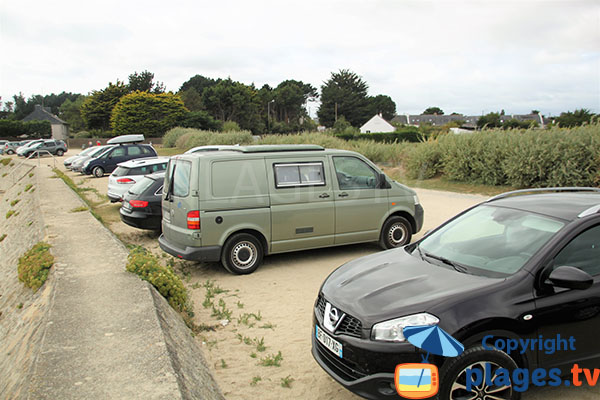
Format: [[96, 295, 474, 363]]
[[274, 162, 325, 188], [333, 156, 377, 189], [173, 160, 191, 197]]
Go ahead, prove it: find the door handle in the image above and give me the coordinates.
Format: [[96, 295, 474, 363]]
[[338, 192, 349, 198], [319, 193, 330, 198]]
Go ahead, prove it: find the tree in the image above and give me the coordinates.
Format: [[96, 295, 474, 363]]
[[59, 95, 87, 132], [128, 70, 165, 93], [555, 109, 595, 127], [179, 88, 204, 111], [202, 79, 263, 132], [179, 74, 218, 95], [111, 91, 187, 137], [180, 110, 222, 131], [477, 112, 502, 129], [272, 80, 318, 124], [423, 107, 444, 115], [80, 81, 129, 131], [368, 95, 396, 121], [318, 69, 371, 128]]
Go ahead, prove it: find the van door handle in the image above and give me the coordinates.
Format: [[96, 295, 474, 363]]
[[338, 192, 349, 198], [319, 193, 330, 198]]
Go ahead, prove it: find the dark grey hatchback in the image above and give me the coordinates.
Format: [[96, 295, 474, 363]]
[[313, 188, 600, 400]]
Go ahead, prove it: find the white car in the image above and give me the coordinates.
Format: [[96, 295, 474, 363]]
[[107, 157, 169, 202]]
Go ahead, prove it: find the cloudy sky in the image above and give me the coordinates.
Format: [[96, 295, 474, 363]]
[[1, 0, 599, 117]]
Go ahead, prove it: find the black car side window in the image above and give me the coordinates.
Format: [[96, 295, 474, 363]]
[[553, 225, 600, 276]]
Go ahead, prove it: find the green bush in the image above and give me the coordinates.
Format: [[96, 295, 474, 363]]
[[126, 246, 191, 314], [0, 119, 51, 138], [222, 121, 241, 132], [404, 141, 444, 180], [174, 129, 253, 150], [163, 127, 193, 147], [18, 242, 54, 292], [402, 125, 600, 188]]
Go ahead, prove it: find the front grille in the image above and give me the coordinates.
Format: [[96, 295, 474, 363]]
[[315, 340, 367, 381], [315, 296, 363, 338]]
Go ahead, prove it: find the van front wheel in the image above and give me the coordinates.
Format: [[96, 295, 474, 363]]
[[221, 233, 263, 275], [380, 216, 412, 249]]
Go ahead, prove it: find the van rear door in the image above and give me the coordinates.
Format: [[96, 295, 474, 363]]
[[162, 157, 200, 250]]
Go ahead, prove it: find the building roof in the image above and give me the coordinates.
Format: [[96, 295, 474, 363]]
[[22, 105, 67, 125], [360, 114, 395, 133]]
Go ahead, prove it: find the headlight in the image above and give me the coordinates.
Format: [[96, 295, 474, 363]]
[[372, 313, 438, 342], [413, 195, 420, 205]]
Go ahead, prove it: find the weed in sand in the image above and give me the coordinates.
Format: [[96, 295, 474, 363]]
[[0, 234, 7, 242], [280, 375, 294, 388], [250, 376, 261, 386], [10, 199, 20, 206], [258, 351, 283, 367], [70, 206, 89, 213]]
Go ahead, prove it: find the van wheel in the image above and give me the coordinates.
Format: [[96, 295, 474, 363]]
[[221, 233, 263, 275], [439, 345, 521, 400], [92, 166, 104, 178], [379, 216, 411, 249]]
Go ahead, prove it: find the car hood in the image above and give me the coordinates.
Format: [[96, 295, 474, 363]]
[[320, 247, 500, 327]]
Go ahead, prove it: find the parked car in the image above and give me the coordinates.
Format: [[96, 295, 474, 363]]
[[107, 157, 168, 202], [70, 145, 114, 172], [21, 139, 67, 157], [159, 145, 423, 275], [119, 172, 165, 231], [63, 146, 100, 169], [82, 135, 156, 178], [2, 141, 28, 155], [16, 139, 45, 156], [312, 187, 600, 400]]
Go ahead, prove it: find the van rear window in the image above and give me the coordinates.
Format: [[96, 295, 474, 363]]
[[173, 160, 191, 197]]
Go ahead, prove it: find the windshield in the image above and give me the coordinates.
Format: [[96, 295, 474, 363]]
[[418, 205, 565, 277], [129, 176, 155, 195]]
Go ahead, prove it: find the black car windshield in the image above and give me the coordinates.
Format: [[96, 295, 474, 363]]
[[128, 176, 155, 195], [418, 205, 565, 277]]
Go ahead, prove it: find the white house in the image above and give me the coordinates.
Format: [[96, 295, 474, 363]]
[[360, 114, 395, 133]]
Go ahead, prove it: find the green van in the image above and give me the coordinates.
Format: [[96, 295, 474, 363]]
[[158, 145, 423, 274]]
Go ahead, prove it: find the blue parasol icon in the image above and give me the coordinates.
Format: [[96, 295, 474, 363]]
[[403, 325, 464, 388]]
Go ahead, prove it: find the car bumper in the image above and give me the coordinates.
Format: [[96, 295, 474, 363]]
[[414, 204, 424, 233], [108, 191, 123, 203], [311, 312, 440, 399], [158, 234, 221, 262], [120, 208, 161, 230]]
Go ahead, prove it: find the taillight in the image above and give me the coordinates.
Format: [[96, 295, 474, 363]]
[[117, 178, 135, 184], [129, 200, 148, 208], [187, 210, 200, 230]]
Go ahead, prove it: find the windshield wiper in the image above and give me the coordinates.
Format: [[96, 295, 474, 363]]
[[422, 252, 469, 274]]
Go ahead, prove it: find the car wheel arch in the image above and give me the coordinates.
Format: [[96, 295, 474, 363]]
[[221, 228, 269, 258]]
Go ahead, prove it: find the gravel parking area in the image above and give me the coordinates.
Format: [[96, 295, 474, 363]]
[[36, 150, 599, 399]]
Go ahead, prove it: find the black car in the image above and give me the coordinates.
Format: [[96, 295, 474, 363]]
[[82, 143, 157, 177], [312, 188, 600, 400], [119, 172, 164, 230]]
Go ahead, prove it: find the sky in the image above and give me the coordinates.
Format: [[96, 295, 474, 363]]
[[1, 0, 599, 118]]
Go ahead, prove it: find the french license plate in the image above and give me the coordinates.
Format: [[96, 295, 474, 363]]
[[316, 325, 343, 358]]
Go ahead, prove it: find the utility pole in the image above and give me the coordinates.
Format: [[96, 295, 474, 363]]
[[335, 102, 338, 122]]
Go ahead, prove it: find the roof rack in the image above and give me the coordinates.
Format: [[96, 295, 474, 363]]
[[237, 145, 325, 153], [488, 187, 600, 202], [579, 204, 600, 218]]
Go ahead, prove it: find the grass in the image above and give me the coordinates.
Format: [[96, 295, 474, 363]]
[[6, 210, 17, 219], [18, 242, 54, 292], [280, 375, 294, 388], [1, 158, 11, 166], [0, 234, 6, 242], [70, 206, 89, 213], [52, 168, 106, 223], [258, 351, 283, 367], [250, 376, 262, 386], [10, 199, 20, 206]]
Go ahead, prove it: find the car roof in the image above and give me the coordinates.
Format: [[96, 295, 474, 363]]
[[116, 157, 168, 169], [488, 191, 600, 221]]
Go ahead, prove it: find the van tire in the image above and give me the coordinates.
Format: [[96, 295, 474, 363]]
[[92, 166, 104, 178], [379, 216, 412, 249], [221, 233, 263, 275]]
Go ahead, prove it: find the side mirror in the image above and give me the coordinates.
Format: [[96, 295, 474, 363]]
[[376, 173, 391, 189], [548, 266, 593, 290]]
